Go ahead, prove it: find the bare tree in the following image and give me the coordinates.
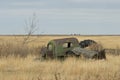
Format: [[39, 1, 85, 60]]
[[23, 13, 39, 45]]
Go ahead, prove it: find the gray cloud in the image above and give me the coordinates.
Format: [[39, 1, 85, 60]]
[[0, 0, 120, 34], [1, 0, 120, 9], [67, 0, 120, 3]]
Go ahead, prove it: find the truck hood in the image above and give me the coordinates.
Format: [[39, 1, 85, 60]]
[[72, 47, 99, 59]]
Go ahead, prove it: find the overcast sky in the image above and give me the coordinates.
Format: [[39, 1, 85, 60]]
[[0, 0, 120, 35]]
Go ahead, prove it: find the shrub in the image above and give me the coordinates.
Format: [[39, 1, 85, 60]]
[[0, 41, 41, 58]]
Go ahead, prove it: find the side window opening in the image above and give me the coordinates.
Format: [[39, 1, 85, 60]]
[[48, 44, 53, 51], [63, 42, 73, 48], [68, 42, 71, 48]]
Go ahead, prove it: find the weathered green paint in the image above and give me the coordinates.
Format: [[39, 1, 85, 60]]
[[46, 38, 79, 58], [41, 37, 106, 59]]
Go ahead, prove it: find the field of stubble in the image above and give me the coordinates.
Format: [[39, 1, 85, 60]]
[[0, 35, 120, 80]]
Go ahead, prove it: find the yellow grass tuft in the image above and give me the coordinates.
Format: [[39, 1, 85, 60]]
[[0, 35, 120, 80], [0, 55, 120, 80]]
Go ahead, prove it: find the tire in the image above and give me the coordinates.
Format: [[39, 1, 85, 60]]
[[98, 49, 106, 59], [92, 49, 106, 60], [79, 39, 97, 48]]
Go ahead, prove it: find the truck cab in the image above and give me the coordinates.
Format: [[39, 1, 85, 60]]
[[45, 38, 79, 58]]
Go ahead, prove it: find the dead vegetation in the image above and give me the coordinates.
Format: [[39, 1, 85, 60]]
[[0, 41, 41, 58], [0, 36, 120, 80], [0, 55, 120, 80]]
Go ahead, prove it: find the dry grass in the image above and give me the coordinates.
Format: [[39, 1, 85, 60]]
[[0, 35, 120, 80], [1, 35, 120, 48], [0, 55, 120, 80]]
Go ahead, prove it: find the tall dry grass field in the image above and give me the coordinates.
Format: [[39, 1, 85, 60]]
[[0, 35, 120, 80]]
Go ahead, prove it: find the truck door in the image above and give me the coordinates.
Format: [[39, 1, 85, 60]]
[[47, 43, 54, 58]]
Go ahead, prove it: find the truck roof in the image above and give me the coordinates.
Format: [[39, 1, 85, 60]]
[[50, 37, 79, 45]]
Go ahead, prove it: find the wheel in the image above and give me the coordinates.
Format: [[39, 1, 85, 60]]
[[79, 39, 97, 48], [92, 49, 106, 60], [98, 49, 106, 59]]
